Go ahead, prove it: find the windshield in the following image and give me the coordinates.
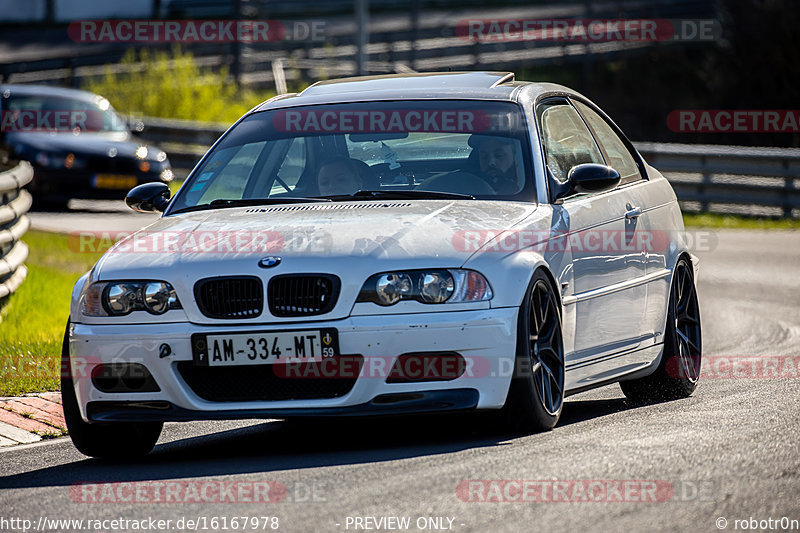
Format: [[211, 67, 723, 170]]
[[169, 100, 534, 213], [1, 93, 129, 133]]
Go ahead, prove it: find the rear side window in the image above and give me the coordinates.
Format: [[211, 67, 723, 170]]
[[537, 101, 605, 183], [573, 100, 641, 184]]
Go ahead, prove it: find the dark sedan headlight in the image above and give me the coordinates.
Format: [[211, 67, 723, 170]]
[[34, 151, 86, 170], [357, 269, 492, 306], [81, 281, 182, 316]]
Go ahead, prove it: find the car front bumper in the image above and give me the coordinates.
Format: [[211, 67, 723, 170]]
[[69, 308, 519, 423]]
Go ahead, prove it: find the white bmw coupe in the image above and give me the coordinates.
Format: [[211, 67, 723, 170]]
[[63, 72, 702, 457]]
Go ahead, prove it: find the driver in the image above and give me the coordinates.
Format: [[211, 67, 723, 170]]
[[468, 135, 521, 195], [317, 156, 365, 196]]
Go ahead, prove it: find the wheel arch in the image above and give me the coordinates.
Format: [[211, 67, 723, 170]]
[[533, 263, 563, 310], [475, 249, 563, 310]]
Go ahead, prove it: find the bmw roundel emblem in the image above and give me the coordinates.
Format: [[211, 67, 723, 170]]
[[258, 256, 281, 268]]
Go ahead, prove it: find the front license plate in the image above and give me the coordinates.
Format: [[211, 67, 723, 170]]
[[93, 174, 138, 189], [191, 328, 339, 367]]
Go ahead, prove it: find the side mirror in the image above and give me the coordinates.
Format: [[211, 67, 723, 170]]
[[126, 182, 171, 213], [550, 164, 621, 203]]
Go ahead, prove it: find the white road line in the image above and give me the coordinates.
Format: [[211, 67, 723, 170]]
[[0, 420, 41, 444], [0, 435, 66, 454]]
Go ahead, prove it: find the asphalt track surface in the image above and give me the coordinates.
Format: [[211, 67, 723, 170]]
[[1, 229, 798, 533]]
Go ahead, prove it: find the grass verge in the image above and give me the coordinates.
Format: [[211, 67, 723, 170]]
[[0, 231, 102, 396], [683, 213, 800, 229], [83, 47, 285, 123]]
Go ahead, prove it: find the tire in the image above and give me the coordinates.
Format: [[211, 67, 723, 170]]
[[500, 269, 565, 433], [620, 256, 702, 403], [61, 321, 162, 458]]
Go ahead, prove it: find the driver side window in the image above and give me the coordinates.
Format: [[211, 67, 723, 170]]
[[537, 101, 605, 183]]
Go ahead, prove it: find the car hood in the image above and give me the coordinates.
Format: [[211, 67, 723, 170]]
[[97, 200, 537, 275], [6, 131, 154, 158], [89, 200, 539, 323]]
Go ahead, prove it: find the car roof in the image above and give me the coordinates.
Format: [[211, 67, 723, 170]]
[[253, 71, 584, 112], [0, 84, 105, 104], [302, 71, 516, 95]]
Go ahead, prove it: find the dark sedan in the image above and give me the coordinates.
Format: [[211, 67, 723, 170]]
[[0, 84, 173, 208]]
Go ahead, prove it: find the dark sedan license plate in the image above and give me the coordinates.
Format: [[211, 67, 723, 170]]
[[191, 328, 339, 367], [93, 174, 138, 189]]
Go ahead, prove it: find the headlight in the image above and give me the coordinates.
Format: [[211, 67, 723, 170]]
[[357, 269, 491, 306], [63, 153, 87, 169], [375, 273, 413, 305], [81, 281, 182, 316], [35, 151, 86, 169], [35, 151, 53, 167], [143, 282, 179, 314], [419, 271, 454, 303], [139, 159, 171, 173], [450, 270, 493, 303], [106, 282, 140, 314]]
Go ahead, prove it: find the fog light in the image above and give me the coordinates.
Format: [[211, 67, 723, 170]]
[[386, 352, 466, 383], [91, 363, 160, 393]]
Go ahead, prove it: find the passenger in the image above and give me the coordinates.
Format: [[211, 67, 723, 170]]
[[317, 156, 365, 196], [468, 135, 521, 194]]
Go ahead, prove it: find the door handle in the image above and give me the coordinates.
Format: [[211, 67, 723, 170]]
[[625, 206, 642, 219]]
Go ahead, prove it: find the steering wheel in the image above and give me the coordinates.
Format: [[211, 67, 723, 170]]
[[417, 171, 496, 196], [370, 163, 414, 186]]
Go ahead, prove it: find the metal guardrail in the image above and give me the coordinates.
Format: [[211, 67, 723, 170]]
[[0, 0, 717, 87], [135, 116, 800, 218], [132, 116, 228, 179], [636, 143, 800, 218], [0, 161, 32, 299]]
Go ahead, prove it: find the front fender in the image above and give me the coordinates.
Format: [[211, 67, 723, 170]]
[[70, 271, 91, 322]]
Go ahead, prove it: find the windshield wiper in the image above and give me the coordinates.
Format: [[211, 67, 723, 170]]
[[171, 197, 331, 214], [318, 190, 475, 201]]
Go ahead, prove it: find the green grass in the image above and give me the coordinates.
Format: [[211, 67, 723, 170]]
[[168, 179, 184, 197], [83, 47, 291, 123], [0, 231, 103, 396], [683, 213, 800, 229]]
